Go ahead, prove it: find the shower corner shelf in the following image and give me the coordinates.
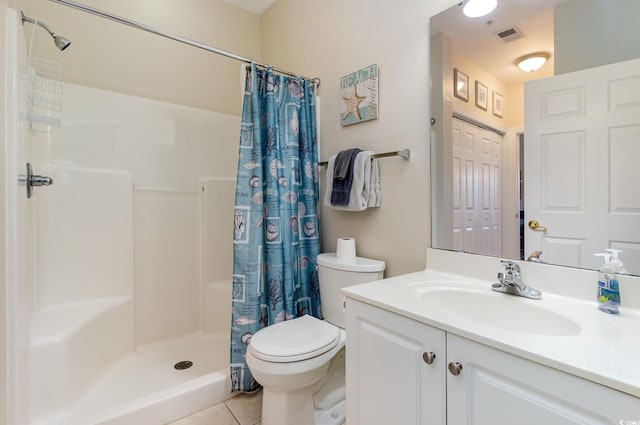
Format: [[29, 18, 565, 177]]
[[20, 111, 61, 129], [23, 55, 65, 132]]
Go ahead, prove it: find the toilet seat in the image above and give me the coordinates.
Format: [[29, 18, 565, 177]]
[[248, 315, 340, 362]]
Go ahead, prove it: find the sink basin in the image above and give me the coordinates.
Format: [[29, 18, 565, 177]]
[[417, 287, 581, 336]]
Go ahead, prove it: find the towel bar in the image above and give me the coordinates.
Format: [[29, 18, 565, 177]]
[[318, 148, 410, 167]]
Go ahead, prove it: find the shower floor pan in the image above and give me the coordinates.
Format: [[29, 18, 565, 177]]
[[36, 332, 234, 425]]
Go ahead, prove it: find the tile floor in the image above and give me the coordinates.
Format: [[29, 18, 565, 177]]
[[169, 390, 262, 425]]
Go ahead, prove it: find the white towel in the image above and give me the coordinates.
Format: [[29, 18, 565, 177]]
[[324, 151, 380, 211], [369, 158, 381, 207]]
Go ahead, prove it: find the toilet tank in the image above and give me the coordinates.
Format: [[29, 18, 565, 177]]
[[316, 253, 385, 328]]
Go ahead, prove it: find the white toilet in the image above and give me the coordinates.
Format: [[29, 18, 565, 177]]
[[245, 253, 385, 425]]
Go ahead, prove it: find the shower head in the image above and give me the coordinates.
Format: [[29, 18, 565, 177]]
[[21, 11, 71, 51], [53, 35, 71, 51]]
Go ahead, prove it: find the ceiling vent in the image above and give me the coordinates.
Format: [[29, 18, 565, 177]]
[[495, 26, 524, 43]]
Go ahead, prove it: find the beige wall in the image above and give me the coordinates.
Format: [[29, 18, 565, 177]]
[[434, 30, 525, 130], [450, 51, 511, 128], [20, 0, 261, 115], [506, 83, 524, 129], [261, 0, 458, 277]]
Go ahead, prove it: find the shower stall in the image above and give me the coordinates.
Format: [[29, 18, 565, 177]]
[[4, 6, 241, 424]]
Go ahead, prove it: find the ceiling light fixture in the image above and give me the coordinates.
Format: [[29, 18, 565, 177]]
[[515, 52, 550, 72], [463, 0, 497, 18]]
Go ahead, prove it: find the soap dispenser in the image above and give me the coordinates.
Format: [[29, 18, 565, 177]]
[[594, 251, 622, 314], [606, 248, 628, 275]]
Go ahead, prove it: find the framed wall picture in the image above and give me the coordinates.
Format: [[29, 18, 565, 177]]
[[475, 81, 488, 111], [492, 91, 503, 118], [453, 68, 469, 102], [340, 64, 379, 126]]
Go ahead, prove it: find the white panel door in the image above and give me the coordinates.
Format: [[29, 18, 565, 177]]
[[451, 118, 503, 257], [525, 58, 640, 274], [451, 120, 465, 251]]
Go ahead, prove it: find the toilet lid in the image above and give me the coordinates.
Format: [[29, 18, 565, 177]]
[[248, 315, 340, 363]]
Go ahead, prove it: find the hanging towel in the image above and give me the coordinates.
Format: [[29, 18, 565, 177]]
[[330, 148, 361, 205], [324, 150, 380, 211], [334, 148, 361, 180], [370, 157, 381, 207]]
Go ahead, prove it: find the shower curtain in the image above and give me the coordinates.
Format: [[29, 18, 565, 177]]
[[230, 64, 321, 392]]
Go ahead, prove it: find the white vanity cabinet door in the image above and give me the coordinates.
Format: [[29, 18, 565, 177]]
[[345, 299, 446, 425], [446, 334, 640, 425]]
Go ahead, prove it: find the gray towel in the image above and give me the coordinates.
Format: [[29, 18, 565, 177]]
[[324, 151, 380, 211], [333, 148, 361, 180], [331, 148, 361, 205]]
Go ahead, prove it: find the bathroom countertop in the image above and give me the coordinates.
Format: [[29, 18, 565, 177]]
[[342, 269, 640, 398]]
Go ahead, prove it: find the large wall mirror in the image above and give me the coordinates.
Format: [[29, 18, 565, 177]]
[[430, 0, 640, 276]]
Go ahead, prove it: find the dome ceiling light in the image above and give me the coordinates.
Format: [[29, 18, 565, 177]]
[[463, 0, 498, 18], [516, 52, 550, 72]]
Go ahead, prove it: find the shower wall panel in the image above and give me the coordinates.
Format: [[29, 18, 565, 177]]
[[34, 83, 239, 345], [5, 8, 32, 423], [35, 167, 134, 308], [134, 188, 201, 346], [203, 178, 235, 334]]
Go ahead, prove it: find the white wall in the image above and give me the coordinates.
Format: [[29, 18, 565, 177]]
[[1, 4, 9, 424], [261, 0, 459, 277]]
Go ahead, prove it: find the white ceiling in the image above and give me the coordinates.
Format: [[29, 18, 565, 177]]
[[224, 0, 275, 15], [431, 0, 568, 85]]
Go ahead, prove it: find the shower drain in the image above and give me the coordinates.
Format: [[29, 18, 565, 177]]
[[174, 360, 193, 370]]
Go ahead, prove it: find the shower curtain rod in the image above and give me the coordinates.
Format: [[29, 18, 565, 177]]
[[47, 0, 320, 86]]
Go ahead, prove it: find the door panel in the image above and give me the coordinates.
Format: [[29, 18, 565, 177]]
[[447, 335, 640, 425], [451, 118, 503, 256], [525, 58, 640, 274], [346, 300, 446, 425]]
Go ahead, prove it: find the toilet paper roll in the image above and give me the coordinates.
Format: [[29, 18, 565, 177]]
[[336, 237, 356, 260]]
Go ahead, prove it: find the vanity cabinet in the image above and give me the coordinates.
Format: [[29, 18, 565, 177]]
[[446, 333, 640, 424], [346, 298, 640, 425], [345, 298, 446, 425]]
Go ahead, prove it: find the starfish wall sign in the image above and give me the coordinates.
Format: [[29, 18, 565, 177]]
[[342, 86, 366, 122], [339, 64, 379, 126]]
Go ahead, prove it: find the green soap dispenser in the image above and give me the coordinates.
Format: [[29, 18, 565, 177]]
[[594, 250, 625, 314]]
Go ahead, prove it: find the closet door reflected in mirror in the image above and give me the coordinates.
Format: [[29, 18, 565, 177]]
[[451, 118, 502, 257]]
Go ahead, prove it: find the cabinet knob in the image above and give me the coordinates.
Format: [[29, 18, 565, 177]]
[[422, 351, 436, 365], [448, 362, 463, 376]]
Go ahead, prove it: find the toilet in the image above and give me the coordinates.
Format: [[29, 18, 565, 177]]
[[245, 253, 385, 425]]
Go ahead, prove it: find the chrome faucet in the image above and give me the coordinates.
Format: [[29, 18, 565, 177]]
[[492, 260, 542, 300], [527, 250, 544, 263]]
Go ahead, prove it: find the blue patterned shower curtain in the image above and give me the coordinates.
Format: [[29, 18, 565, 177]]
[[230, 64, 321, 392]]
